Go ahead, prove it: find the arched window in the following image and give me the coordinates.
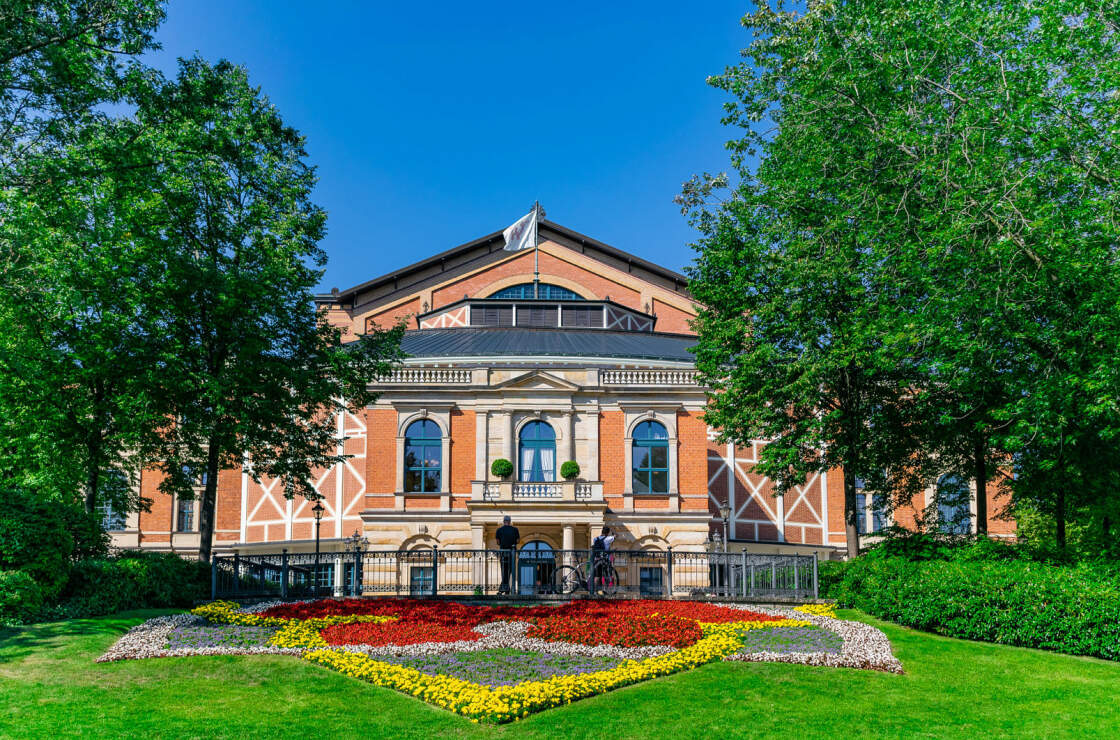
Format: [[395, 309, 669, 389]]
[[518, 420, 556, 482], [936, 474, 971, 534], [632, 420, 669, 493], [488, 283, 585, 301], [404, 420, 442, 492]]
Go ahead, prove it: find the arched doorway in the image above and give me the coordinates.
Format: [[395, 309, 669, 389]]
[[518, 540, 555, 595]]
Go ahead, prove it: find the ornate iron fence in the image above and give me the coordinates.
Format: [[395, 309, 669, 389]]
[[211, 548, 818, 602]]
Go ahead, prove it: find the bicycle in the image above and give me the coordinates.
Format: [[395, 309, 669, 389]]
[[552, 553, 620, 596]]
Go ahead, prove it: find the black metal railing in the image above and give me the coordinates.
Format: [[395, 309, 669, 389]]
[[211, 548, 819, 602]]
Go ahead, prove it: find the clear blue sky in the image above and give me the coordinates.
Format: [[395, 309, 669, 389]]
[[146, 1, 749, 291]]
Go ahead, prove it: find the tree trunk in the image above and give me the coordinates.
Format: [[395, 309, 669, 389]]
[[84, 463, 99, 514], [1055, 485, 1066, 551], [197, 441, 221, 564], [973, 434, 988, 536], [843, 467, 861, 559]]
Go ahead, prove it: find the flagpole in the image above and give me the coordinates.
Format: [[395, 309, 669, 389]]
[[532, 201, 540, 299]]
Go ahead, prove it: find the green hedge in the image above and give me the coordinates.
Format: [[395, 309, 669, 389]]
[[827, 556, 1120, 661], [0, 570, 44, 624], [52, 552, 210, 619]]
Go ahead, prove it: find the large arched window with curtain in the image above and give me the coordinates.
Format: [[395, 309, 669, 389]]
[[632, 420, 669, 493], [936, 474, 971, 534], [404, 420, 442, 492], [518, 421, 556, 482]]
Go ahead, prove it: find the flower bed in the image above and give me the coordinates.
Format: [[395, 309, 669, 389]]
[[98, 598, 902, 722]]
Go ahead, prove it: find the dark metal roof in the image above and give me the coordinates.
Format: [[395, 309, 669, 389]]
[[315, 220, 691, 304], [397, 328, 697, 363]]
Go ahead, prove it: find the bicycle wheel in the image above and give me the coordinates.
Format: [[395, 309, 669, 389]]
[[553, 565, 582, 595]]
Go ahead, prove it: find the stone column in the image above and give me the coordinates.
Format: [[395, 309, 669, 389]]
[[562, 524, 575, 565], [561, 409, 574, 465], [501, 411, 514, 464]]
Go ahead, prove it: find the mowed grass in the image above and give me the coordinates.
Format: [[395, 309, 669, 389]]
[[2, 608, 1118, 739]]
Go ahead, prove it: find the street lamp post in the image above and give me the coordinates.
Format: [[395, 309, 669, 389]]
[[312, 501, 324, 598], [718, 502, 731, 554]]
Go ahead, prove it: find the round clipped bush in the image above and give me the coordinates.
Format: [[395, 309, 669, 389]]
[[0, 570, 44, 623], [490, 458, 514, 479], [560, 460, 581, 480]]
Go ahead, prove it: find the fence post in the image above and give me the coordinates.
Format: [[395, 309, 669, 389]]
[[749, 563, 755, 596], [353, 548, 362, 596], [210, 556, 218, 600], [665, 548, 673, 598], [770, 560, 775, 595], [281, 549, 289, 600], [793, 559, 800, 600], [512, 549, 520, 596], [431, 546, 439, 597], [232, 553, 240, 597], [812, 553, 819, 600], [741, 551, 748, 599]]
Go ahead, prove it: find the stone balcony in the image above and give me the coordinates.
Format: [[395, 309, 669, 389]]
[[469, 479, 604, 503]]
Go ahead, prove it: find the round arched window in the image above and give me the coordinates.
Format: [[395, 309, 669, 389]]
[[632, 420, 669, 493], [404, 420, 441, 493], [518, 421, 556, 482]]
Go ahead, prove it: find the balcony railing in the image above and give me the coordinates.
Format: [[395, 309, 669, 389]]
[[600, 369, 699, 386], [379, 368, 473, 384], [473, 480, 604, 502]]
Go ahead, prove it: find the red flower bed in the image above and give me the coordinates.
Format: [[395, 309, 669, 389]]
[[527, 613, 702, 649], [321, 619, 484, 646], [261, 598, 780, 647]]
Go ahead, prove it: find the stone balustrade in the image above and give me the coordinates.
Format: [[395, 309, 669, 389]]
[[378, 368, 473, 384], [471, 480, 604, 502], [600, 369, 699, 386]]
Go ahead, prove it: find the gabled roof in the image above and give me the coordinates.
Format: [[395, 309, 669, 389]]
[[315, 220, 691, 305]]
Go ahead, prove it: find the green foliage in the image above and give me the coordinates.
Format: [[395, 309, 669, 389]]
[[0, 487, 74, 599], [115, 58, 402, 562], [829, 556, 1120, 661], [0, 570, 44, 624], [0, 0, 166, 184], [684, 0, 1120, 552], [560, 461, 580, 480], [54, 551, 208, 619], [491, 458, 514, 479]]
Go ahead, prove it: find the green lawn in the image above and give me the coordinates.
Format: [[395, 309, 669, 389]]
[[2, 609, 1117, 739]]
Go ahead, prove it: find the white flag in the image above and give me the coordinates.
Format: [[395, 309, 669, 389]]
[[502, 209, 538, 251]]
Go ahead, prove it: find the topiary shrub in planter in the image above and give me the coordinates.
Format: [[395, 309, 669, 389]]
[[490, 458, 514, 479], [560, 461, 581, 480], [0, 570, 44, 624]]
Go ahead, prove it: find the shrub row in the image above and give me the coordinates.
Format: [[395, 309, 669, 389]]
[[1, 551, 209, 623], [826, 556, 1120, 661]]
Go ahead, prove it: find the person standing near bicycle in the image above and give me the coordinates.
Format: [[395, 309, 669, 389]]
[[591, 526, 616, 593]]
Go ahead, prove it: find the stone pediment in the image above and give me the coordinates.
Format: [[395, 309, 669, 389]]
[[493, 369, 581, 391]]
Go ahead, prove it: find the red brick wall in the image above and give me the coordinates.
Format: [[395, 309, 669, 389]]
[[600, 411, 625, 508], [366, 408, 397, 495], [365, 297, 421, 331], [677, 411, 709, 512], [651, 298, 695, 335], [214, 468, 241, 543], [450, 409, 475, 493], [138, 467, 171, 544], [432, 250, 642, 310]]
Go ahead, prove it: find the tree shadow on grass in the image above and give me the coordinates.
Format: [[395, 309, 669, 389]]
[[0, 611, 176, 663]]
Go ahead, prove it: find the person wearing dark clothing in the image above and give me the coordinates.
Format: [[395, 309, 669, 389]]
[[495, 516, 520, 594]]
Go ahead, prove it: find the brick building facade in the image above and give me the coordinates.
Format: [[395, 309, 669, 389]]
[[109, 219, 1013, 560]]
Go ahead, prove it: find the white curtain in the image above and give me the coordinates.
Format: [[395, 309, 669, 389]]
[[520, 447, 535, 481], [539, 448, 555, 481]]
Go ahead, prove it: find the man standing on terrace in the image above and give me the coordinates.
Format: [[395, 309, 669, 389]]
[[495, 515, 520, 595]]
